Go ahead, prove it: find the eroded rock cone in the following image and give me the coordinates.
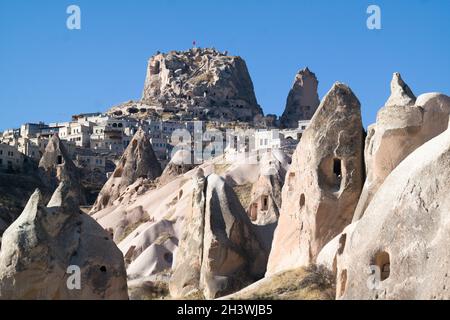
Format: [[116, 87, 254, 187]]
[[91, 128, 162, 212], [245, 149, 291, 251], [385, 72, 416, 107], [266, 82, 364, 276], [169, 168, 206, 298], [336, 123, 450, 300], [158, 149, 197, 186], [170, 172, 267, 299], [353, 74, 450, 221], [0, 182, 128, 300], [280, 67, 320, 128], [38, 134, 86, 205]]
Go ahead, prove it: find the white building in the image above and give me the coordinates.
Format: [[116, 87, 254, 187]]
[[0, 143, 24, 171], [59, 122, 93, 148], [280, 120, 310, 141], [20, 122, 49, 139]]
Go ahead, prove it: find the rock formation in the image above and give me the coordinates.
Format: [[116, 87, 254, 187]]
[[168, 168, 206, 297], [267, 82, 364, 276], [245, 149, 290, 251], [158, 149, 197, 186], [38, 134, 86, 205], [353, 74, 450, 221], [109, 48, 263, 123], [336, 123, 450, 299], [0, 182, 128, 299], [170, 172, 268, 299], [385, 72, 416, 107], [91, 128, 162, 212], [280, 67, 320, 128]]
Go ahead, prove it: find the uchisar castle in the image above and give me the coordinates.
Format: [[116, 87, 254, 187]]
[[1, 48, 449, 300]]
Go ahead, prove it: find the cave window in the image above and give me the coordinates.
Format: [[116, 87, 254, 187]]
[[299, 193, 305, 209], [373, 251, 390, 281], [100, 266, 107, 273], [163, 252, 173, 264], [57, 155, 63, 165], [261, 195, 269, 211], [288, 172, 295, 191], [333, 158, 343, 189]]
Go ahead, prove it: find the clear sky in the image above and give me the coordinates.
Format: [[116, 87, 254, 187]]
[[1, 0, 449, 131]]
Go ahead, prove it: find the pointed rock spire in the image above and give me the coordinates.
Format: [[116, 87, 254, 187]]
[[158, 149, 196, 186], [0, 184, 128, 299], [267, 82, 364, 275], [280, 67, 320, 128], [91, 127, 162, 212], [170, 173, 268, 299], [385, 72, 416, 107], [38, 134, 86, 205]]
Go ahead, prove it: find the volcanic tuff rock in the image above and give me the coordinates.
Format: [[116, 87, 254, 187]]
[[91, 128, 162, 213], [168, 168, 206, 297], [0, 182, 128, 300], [0, 170, 52, 245], [385, 72, 416, 107], [336, 122, 450, 299], [110, 48, 263, 122], [245, 149, 291, 251], [353, 74, 450, 221], [93, 148, 287, 294], [280, 67, 320, 128], [170, 173, 268, 299], [158, 149, 197, 187], [38, 134, 86, 205], [267, 82, 364, 276]]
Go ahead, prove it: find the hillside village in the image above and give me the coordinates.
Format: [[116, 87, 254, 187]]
[[0, 49, 313, 177], [1, 48, 450, 301]]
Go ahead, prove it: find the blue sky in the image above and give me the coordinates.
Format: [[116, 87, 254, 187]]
[[0, 0, 449, 131]]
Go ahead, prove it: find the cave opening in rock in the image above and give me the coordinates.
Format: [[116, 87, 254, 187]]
[[164, 252, 173, 264], [261, 195, 269, 211], [288, 172, 295, 191], [57, 155, 63, 165], [373, 251, 390, 281], [333, 158, 342, 180], [299, 193, 305, 209]]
